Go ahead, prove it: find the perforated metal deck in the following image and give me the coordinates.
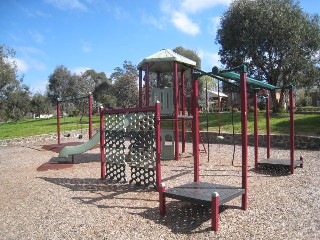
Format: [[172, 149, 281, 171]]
[[163, 182, 245, 206], [257, 158, 303, 172]]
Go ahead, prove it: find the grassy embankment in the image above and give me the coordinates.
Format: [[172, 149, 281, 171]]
[[0, 112, 319, 140]]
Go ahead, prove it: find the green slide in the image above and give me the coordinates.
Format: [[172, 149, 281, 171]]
[[59, 131, 100, 158]]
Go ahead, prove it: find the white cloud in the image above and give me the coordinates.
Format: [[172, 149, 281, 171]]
[[16, 46, 45, 56], [72, 66, 91, 75], [81, 41, 92, 53], [141, 14, 165, 30], [171, 11, 200, 36], [45, 0, 88, 11], [180, 0, 232, 13], [160, 0, 228, 36], [7, 57, 47, 73], [198, 49, 222, 70], [209, 16, 221, 37], [29, 30, 45, 44], [31, 80, 49, 94], [9, 57, 29, 73]]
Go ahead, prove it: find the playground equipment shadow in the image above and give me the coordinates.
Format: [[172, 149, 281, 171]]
[[139, 202, 242, 234], [39, 177, 158, 208], [38, 176, 240, 234]]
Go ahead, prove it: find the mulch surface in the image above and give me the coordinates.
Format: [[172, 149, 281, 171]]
[[37, 161, 74, 171]]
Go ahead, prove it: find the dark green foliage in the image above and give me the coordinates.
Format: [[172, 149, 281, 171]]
[[216, 0, 320, 112], [0, 44, 31, 121]]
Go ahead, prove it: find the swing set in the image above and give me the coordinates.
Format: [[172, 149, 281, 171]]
[[56, 93, 93, 144]]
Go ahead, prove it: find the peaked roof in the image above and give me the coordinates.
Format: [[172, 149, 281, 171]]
[[137, 49, 197, 72]]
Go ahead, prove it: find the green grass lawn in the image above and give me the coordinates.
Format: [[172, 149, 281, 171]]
[[0, 112, 319, 140], [0, 116, 100, 140]]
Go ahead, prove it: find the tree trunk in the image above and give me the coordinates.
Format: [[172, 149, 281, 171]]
[[271, 88, 286, 113]]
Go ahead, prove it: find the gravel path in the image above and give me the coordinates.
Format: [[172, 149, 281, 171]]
[[0, 142, 319, 239]]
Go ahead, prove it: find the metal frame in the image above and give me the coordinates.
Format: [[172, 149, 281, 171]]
[[56, 93, 93, 144], [99, 103, 162, 190]]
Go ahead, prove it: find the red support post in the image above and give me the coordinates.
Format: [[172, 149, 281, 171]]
[[289, 88, 295, 174], [57, 99, 61, 144], [240, 68, 248, 211], [217, 81, 221, 134], [181, 70, 186, 153], [100, 106, 106, 179], [266, 94, 271, 159], [174, 62, 179, 160], [145, 63, 150, 106], [253, 92, 259, 170], [211, 192, 220, 231], [139, 68, 143, 107], [159, 183, 166, 216], [155, 102, 162, 190], [192, 69, 200, 183], [88, 93, 93, 139]]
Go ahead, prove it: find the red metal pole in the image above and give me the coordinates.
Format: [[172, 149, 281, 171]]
[[253, 92, 259, 170], [174, 62, 179, 160], [289, 88, 295, 174], [159, 183, 166, 216], [192, 69, 200, 182], [145, 63, 150, 106], [211, 192, 220, 231], [155, 102, 162, 190], [100, 106, 106, 179], [57, 99, 61, 144], [139, 68, 143, 107], [88, 93, 93, 139], [218, 80, 221, 134], [240, 68, 248, 211], [266, 93, 271, 159], [181, 70, 186, 153]]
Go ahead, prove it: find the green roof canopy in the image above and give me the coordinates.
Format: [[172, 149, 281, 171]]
[[193, 66, 276, 91], [137, 49, 196, 73]]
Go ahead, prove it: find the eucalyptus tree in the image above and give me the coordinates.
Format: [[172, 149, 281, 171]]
[[216, 0, 320, 111], [30, 93, 52, 118], [47, 65, 77, 103], [0, 44, 31, 121], [111, 61, 139, 108]]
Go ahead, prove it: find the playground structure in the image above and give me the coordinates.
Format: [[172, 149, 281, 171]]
[[99, 103, 161, 188], [98, 49, 303, 231], [137, 49, 197, 160], [46, 50, 303, 231], [158, 65, 250, 232], [56, 93, 93, 144], [254, 87, 303, 174]]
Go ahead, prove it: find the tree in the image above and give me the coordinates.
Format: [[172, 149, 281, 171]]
[[5, 87, 31, 121], [216, 0, 320, 111], [78, 69, 109, 96], [111, 61, 139, 108], [30, 93, 53, 118], [47, 65, 77, 103], [173, 46, 203, 112], [0, 44, 31, 121], [93, 80, 115, 108]]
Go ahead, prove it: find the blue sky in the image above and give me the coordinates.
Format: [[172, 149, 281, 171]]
[[1, 0, 319, 94]]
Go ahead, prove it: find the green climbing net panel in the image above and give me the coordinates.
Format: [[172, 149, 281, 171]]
[[104, 111, 156, 187]]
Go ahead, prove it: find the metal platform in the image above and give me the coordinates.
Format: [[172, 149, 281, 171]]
[[257, 158, 303, 169], [163, 182, 245, 206]]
